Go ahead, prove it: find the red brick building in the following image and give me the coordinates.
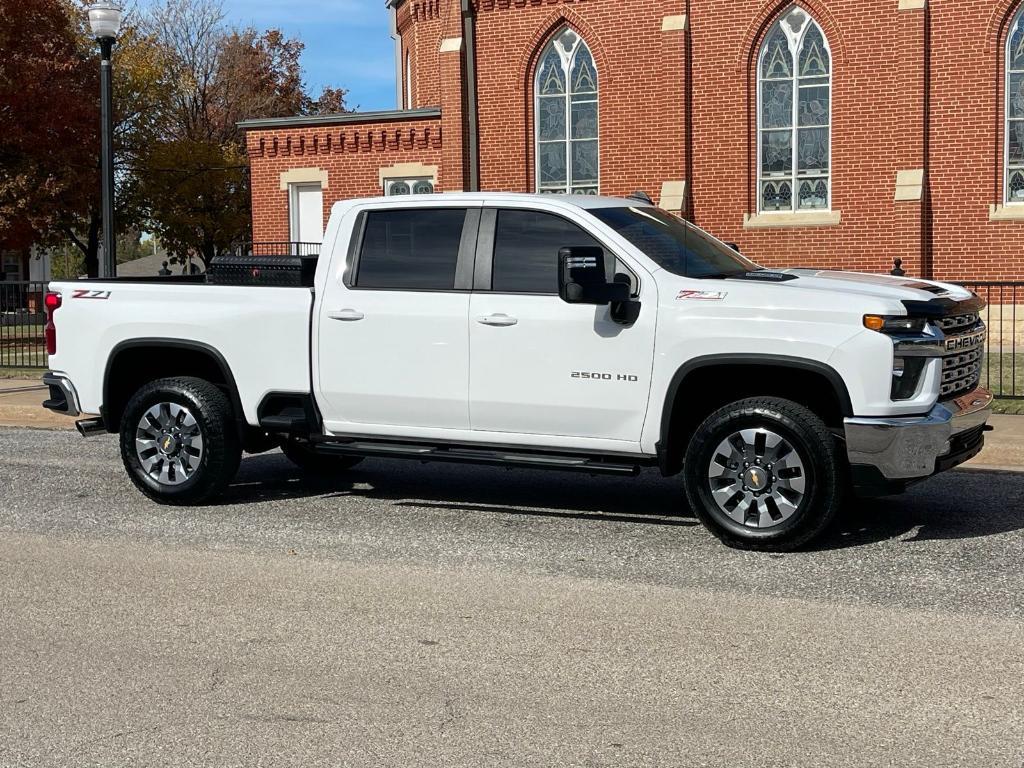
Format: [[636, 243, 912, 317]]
[[240, 0, 1024, 281]]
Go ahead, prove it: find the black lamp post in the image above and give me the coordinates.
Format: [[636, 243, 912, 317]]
[[87, 2, 123, 279]]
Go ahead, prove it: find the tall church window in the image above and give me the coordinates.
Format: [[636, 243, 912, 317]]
[[758, 6, 832, 212], [535, 28, 599, 195], [1007, 6, 1024, 203]]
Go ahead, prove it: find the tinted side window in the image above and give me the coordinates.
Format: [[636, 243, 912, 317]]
[[492, 209, 601, 293], [356, 209, 467, 290]]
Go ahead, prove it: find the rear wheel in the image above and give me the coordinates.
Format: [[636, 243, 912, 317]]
[[682, 397, 843, 551], [281, 440, 363, 474], [120, 377, 241, 505]]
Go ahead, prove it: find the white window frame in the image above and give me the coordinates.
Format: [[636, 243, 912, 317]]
[[405, 50, 413, 110], [756, 6, 833, 215], [1006, 6, 1024, 205], [533, 28, 600, 195], [385, 177, 435, 196]]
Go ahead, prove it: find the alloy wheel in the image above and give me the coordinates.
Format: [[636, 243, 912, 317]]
[[135, 402, 204, 486], [706, 428, 807, 529]]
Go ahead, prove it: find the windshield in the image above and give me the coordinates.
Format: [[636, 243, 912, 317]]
[[589, 207, 760, 278]]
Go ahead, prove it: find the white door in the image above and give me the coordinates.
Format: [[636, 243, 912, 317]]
[[290, 183, 324, 244], [315, 205, 479, 434], [469, 207, 657, 444]]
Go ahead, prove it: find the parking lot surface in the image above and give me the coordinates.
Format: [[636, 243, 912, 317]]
[[1, 427, 1023, 767]]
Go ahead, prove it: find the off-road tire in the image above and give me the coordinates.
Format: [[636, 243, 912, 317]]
[[120, 377, 241, 505], [682, 397, 843, 551]]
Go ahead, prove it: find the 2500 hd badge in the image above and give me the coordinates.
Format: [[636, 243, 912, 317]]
[[572, 371, 640, 382]]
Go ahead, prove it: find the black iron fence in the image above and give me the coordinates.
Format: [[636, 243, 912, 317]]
[[961, 282, 1023, 400], [0, 281, 48, 369], [234, 242, 321, 257]]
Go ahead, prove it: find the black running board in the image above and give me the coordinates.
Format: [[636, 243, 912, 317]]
[[315, 439, 645, 477]]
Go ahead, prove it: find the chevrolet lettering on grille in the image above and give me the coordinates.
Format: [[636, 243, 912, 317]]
[[945, 330, 985, 353]]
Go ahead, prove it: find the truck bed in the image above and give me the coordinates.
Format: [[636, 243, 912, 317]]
[[46, 280, 314, 424]]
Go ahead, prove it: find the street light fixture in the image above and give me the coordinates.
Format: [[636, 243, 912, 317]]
[[87, 2, 123, 279]]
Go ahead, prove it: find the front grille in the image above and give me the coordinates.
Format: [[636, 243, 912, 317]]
[[936, 313, 979, 332], [939, 313, 985, 399]]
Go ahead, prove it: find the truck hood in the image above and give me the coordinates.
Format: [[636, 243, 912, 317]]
[[770, 268, 974, 305]]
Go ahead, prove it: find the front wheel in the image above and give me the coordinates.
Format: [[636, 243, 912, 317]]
[[682, 397, 843, 551], [120, 377, 242, 505]]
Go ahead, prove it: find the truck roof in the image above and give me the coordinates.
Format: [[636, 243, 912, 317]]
[[332, 192, 653, 212]]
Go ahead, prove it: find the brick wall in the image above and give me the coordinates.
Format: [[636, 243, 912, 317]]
[[471, 0, 686, 200], [246, 115, 443, 242], [244, 0, 1024, 282], [928, 0, 1024, 282], [682, 0, 935, 276]]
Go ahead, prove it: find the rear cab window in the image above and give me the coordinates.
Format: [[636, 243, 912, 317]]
[[353, 208, 469, 290]]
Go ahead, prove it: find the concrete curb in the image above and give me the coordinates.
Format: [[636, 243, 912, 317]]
[[0, 382, 77, 430]]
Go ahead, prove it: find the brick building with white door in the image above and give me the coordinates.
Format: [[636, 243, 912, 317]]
[[240, 0, 1024, 282]]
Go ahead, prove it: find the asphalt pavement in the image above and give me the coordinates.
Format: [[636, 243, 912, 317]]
[[1, 427, 1023, 767]]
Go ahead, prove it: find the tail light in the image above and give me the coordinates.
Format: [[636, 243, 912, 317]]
[[44, 291, 61, 356]]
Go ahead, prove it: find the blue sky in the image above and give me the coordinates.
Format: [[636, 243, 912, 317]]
[[220, 0, 397, 112]]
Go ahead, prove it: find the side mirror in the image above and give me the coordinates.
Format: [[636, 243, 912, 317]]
[[558, 246, 615, 305], [559, 246, 641, 326]]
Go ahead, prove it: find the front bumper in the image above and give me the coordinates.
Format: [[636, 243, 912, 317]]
[[844, 386, 993, 496], [42, 371, 82, 417]]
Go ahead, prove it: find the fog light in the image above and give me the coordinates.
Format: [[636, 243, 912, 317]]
[[891, 357, 926, 400]]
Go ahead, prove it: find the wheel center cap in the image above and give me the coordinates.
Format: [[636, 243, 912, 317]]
[[743, 467, 770, 492], [159, 433, 181, 456]]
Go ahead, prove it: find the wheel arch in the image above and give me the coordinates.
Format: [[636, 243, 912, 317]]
[[102, 339, 244, 435], [656, 354, 854, 475]]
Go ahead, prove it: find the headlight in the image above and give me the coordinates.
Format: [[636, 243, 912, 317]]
[[863, 315, 928, 334]]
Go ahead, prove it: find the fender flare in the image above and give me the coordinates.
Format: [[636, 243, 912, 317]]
[[102, 338, 245, 432], [657, 353, 854, 452]]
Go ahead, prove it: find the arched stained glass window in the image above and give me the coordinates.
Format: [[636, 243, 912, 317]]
[[758, 6, 832, 212], [1007, 6, 1024, 204], [535, 28, 599, 195]]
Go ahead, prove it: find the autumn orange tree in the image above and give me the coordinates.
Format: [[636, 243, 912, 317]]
[[0, 0, 97, 268], [137, 0, 349, 267], [0, 0, 347, 274]]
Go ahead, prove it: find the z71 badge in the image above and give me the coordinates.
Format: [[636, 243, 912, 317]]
[[676, 290, 727, 301], [72, 289, 112, 300]]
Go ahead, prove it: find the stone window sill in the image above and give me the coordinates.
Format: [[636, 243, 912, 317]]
[[743, 211, 842, 229], [989, 204, 1024, 222]]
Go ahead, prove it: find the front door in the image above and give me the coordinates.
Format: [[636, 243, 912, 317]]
[[315, 204, 479, 435], [468, 207, 657, 445], [289, 183, 324, 244]]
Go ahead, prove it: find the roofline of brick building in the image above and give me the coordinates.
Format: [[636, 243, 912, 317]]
[[238, 107, 442, 132]]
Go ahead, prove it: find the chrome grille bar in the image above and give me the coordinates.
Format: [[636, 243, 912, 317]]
[[939, 313, 986, 399]]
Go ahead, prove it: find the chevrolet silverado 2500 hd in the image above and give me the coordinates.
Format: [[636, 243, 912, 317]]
[[41, 193, 993, 550]]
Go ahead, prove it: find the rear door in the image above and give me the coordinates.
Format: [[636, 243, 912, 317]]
[[467, 204, 658, 445], [315, 203, 480, 434]]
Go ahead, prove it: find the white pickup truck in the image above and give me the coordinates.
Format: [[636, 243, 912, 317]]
[[42, 193, 993, 550]]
